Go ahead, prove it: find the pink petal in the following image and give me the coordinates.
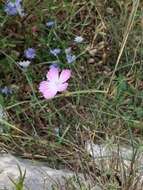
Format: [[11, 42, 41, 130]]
[[39, 81, 49, 93], [59, 69, 71, 83], [39, 81, 57, 99], [46, 67, 59, 82], [58, 82, 68, 92], [43, 89, 57, 99]]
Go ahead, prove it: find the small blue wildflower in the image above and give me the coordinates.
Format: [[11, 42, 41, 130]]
[[24, 48, 36, 59], [18, 60, 31, 68], [66, 54, 76, 64], [74, 36, 84, 43], [0, 87, 12, 95], [50, 48, 61, 56], [46, 21, 55, 27], [15, 0, 25, 17], [4, 2, 17, 16], [4, 0, 24, 16], [65, 47, 76, 64], [49, 63, 59, 69]]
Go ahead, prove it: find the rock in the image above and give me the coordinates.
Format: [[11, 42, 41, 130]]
[[0, 153, 104, 190], [88, 58, 95, 64], [85, 141, 143, 188], [0, 153, 103, 190], [0, 154, 77, 190], [85, 141, 137, 162], [91, 186, 103, 190]]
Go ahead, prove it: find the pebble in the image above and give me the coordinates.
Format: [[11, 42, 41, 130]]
[[88, 58, 95, 64]]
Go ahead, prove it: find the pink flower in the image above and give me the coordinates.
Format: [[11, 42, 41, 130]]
[[39, 68, 71, 99]]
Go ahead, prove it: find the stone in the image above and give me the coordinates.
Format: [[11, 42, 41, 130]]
[[0, 154, 76, 190], [0, 153, 103, 190], [85, 141, 143, 188], [88, 58, 95, 64]]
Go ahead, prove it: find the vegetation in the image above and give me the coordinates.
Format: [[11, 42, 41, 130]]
[[0, 0, 143, 189]]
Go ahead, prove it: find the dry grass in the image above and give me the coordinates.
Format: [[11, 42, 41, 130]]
[[0, 0, 143, 189]]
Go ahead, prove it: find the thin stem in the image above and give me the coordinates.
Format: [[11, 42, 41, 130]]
[[6, 89, 107, 110]]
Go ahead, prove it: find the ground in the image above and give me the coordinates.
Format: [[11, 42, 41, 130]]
[[0, 0, 143, 189]]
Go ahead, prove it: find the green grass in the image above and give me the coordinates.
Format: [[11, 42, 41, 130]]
[[0, 0, 143, 189], [9, 165, 26, 190]]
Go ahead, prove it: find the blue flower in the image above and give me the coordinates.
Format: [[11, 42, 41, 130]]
[[4, 0, 24, 16], [46, 21, 55, 28], [0, 87, 12, 95], [50, 48, 61, 56], [4, 2, 17, 15], [74, 36, 84, 43], [49, 63, 59, 69], [65, 47, 76, 64], [24, 48, 36, 59], [66, 54, 76, 64], [18, 60, 31, 68], [15, 0, 25, 17]]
